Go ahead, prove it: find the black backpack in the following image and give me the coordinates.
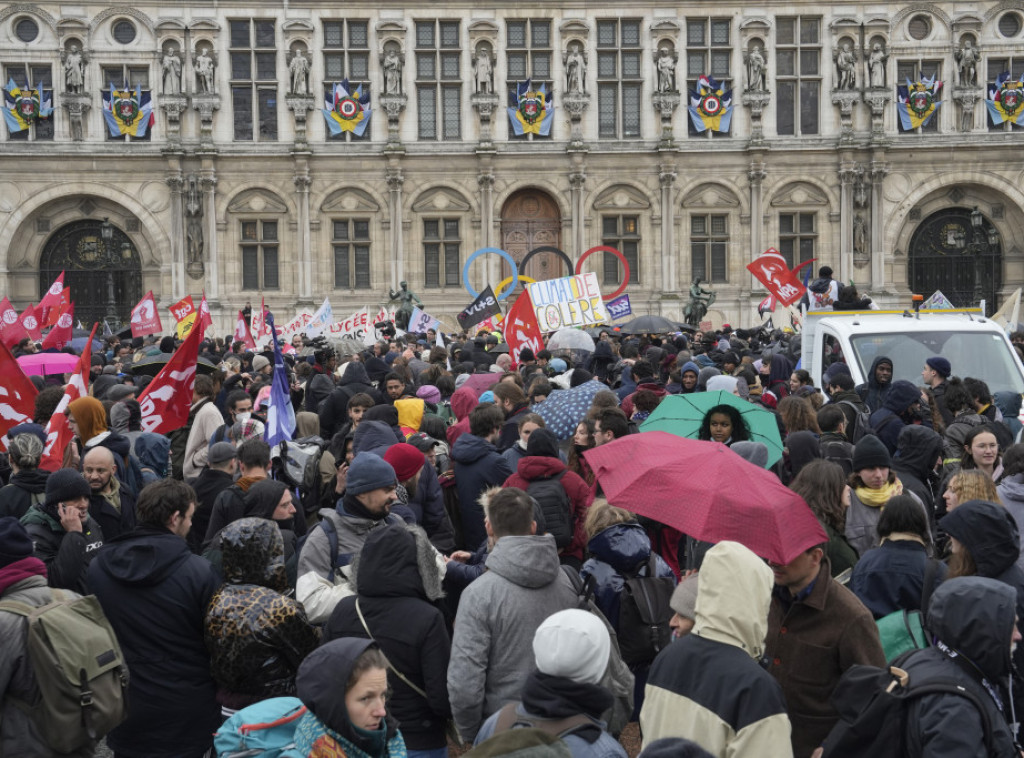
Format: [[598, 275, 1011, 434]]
[[274, 437, 326, 518], [838, 399, 874, 443], [616, 555, 675, 666], [526, 473, 573, 549], [821, 657, 994, 757]]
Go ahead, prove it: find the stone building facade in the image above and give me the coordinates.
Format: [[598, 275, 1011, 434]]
[[2, 1, 1024, 331]]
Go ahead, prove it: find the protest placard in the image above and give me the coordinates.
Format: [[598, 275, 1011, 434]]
[[526, 272, 610, 331]]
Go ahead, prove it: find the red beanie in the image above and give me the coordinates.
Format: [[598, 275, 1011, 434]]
[[384, 443, 425, 483]]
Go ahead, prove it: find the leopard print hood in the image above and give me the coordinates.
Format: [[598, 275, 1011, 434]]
[[350, 523, 444, 601], [220, 517, 288, 592]]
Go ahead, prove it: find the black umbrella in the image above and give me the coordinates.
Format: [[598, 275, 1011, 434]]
[[619, 315, 679, 335], [129, 353, 219, 377]]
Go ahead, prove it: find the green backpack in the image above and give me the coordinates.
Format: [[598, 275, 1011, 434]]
[[0, 590, 129, 753]]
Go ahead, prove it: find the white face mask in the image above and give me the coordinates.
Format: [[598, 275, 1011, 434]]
[[236, 412, 252, 423]]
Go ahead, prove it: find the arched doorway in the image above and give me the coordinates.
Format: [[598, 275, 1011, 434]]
[[39, 219, 143, 329], [500, 189, 564, 285], [908, 207, 1002, 308]]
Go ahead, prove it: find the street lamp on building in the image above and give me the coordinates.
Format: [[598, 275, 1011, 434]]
[[99, 217, 134, 329], [951, 206, 1000, 306]]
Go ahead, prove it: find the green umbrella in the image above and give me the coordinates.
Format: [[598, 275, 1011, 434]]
[[639, 390, 784, 467]]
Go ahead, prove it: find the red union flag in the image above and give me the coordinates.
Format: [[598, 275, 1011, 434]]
[[37, 271, 64, 326], [505, 291, 544, 369], [0, 296, 28, 349], [0, 338, 39, 451], [169, 295, 196, 324], [746, 248, 807, 307], [137, 313, 206, 434], [198, 292, 214, 332], [20, 305, 41, 341], [41, 302, 74, 351], [234, 309, 256, 349], [130, 290, 163, 337], [39, 323, 97, 471]]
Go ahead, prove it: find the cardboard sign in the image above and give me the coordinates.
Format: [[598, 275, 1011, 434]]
[[746, 248, 806, 307], [606, 294, 632, 320], [458, 285, 503, 330], [526, 272, 610, 331]]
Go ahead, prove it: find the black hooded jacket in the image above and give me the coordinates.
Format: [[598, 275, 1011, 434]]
[[0, 468, 49, 520], [868, 380, 925, 455], [892, 424, 945, 515], [325, 524, 451, 750], [855, 355, 894, 413], [902, 577, 1021, 757], [318, 362, 385, 439], [86, 526, 221, 758]]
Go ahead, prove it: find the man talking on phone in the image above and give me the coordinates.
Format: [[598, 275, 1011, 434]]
[[20, 468, 103, 593]]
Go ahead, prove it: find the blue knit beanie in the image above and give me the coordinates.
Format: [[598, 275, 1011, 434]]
[[345, 452, 397, 495]]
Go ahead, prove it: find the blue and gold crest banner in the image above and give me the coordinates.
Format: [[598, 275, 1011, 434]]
[[688, 75, 732, 133], [897, 76, 942, 130], [987, 71, 1024, 126], [323, 79, 371, 136], [102, 83, 154, 138], [3, 78, 52, 132], [507, 79, 554, 136]]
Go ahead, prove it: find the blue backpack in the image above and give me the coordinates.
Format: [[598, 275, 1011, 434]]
[[214, 697, 307, 757]]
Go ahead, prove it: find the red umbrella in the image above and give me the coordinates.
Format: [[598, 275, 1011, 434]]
[[584, 431, 827, 565], [459, 372, 502, 398]]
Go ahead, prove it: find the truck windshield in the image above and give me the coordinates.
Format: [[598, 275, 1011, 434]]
[[849, 331, 1024, 395]]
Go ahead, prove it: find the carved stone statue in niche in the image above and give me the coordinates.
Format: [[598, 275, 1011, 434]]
[[62, 45, 86, 93], [382, 47, 404, 96], [289, 50, 311, 96], [868, 43, 888, 88], [655, 47, 677, 93], [955, 40, 980, 86], [473, 47, 493, 94], [834, 43, 856, 90], [564, 43, 587, 94], [853, 214, 867, 256], [185, 175, 204, 274], [194, 47, 217, 93], [744, 45, 767, 92], [162, 47, 182, 94]]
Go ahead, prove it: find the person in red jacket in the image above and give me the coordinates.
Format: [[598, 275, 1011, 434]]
[[502, 428, 593, 568]]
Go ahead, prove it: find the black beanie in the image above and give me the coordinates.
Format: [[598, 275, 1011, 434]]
[[519, 347, 535, 363], [526, 427, 561, 459], [0, 517, 34, 568], [853, 434, 891, 471], [44, 468, 92, 508]]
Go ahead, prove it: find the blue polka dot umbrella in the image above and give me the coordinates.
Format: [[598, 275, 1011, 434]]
[[531, 379, 607, 440]]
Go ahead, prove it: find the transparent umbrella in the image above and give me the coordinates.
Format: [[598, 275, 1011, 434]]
[[547, 327, 595, 353]]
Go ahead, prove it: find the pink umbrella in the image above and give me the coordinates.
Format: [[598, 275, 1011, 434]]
[[459, 372, 502, 398], [16, 352, 80, 376], [584, 431, 827, 565]]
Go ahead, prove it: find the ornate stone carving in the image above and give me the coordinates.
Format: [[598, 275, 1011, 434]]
[[568, 171, 586, 191], [470, 92, 500, 150], [191, 92, 220, 150], [744, 44, 767, 93], [285, 94, 316, 148], [61, 92, 90, 141], [378, 93, 407, 148], [834, 43, 857, 91], [161, 47, 183, 95], [563, 91, 590, 150], [164, 173, 184, 193], [381, 47, 404, 96], [953, 86, 981, 131], [385, 169, 405, 191], [185, 174, 204, 280], [748, 162, 767, 185], [61, 45, 86, 93], [831, 90, 860, 145], [473, 46, 494, 95], [564, 43, 587, 95], [867, 43, 888, 89], [288, 50, 311, 96], [955, 39, 980, 86], [159, 94, 188, 147], [651, 91, 681, 148], [659, 165, 678, 188], [654, 47, 678, 93], [741, 91, 770, 146], [193, 46, 216, 94], [863, 89, 891, 142]]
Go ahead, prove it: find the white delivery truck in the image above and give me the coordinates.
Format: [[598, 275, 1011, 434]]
[[801, 308, 1024, 396]]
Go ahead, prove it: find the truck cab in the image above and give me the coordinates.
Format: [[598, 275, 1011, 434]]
[[802, 309, 1024, 396]]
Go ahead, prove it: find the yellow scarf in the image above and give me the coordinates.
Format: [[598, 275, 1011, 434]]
[[856, 479, 903, 508]]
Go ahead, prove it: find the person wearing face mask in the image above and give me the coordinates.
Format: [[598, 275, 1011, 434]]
[[503, 414, 565, 471], [209, 389, 254, 447]]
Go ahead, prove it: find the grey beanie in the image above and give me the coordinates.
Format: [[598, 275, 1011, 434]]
[[346, 452, 397, 495]]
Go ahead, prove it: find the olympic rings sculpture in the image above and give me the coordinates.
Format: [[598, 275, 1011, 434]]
[[462, 245, 630, 302]]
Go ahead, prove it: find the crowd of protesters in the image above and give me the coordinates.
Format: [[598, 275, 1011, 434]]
[[3, 305, 1024, 758]]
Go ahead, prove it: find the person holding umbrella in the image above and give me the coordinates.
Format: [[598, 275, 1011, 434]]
[[697, 405, 750, 446]]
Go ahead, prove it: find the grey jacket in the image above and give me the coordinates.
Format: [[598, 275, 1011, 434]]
[[447, 534, 579, 741], [0, 576, 95, 757]]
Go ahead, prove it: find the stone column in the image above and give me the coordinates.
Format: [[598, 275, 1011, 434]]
[[569, 170, 586, 262], [294, 173, 313, 302], [385, 168, 405, 285], [869, 161, 889, 290], [478, 171, 496, 285], [838, 163, 859, 284], [659, 165, 678, 292], [165, 172, 185, 298], [747, 162, 767, 263], [200, 173, 218, 299]]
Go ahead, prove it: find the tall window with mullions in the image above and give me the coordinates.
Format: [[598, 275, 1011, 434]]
[[596, 19, 642, 139], [3, 63, 53, 140], [230, 19, 277, 142], [416, 20, 461, 141]]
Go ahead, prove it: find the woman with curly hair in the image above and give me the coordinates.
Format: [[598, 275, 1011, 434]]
[[697, 404, 750, 446], [942, 469, 1001, 514], [568, 418, 597, 485], [790, 460, 858, 576]]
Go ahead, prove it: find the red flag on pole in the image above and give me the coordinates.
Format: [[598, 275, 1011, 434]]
[[0, 297, 29, 349], [37, 271, 65, 327], [198, 292, 214, 333], [505, 292, 544, 369], [20, 306, 41, 341], [39, 322, 97, 472], [746, 248, 809, 308], [41, 301, 74, 351], [137, 312, 207, 434], [0, 338, 39, 451], [130, 290, 163, 337], [234, 310, 256, 349]]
